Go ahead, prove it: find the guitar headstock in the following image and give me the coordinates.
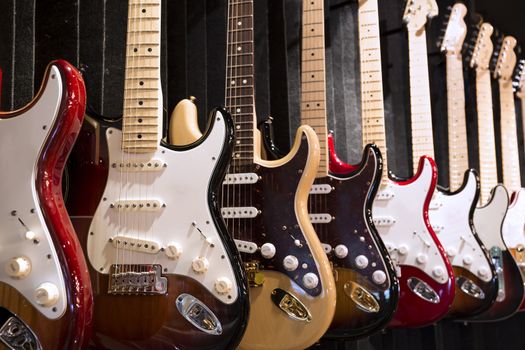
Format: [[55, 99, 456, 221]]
[[470, 22, 494, 70], [440, 3, 467, 54], [514, 59, 525, 98], [494, 36, 517, 80], [403, 0, 439, 32]]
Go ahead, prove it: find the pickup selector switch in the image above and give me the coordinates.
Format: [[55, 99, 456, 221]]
[[214, 277, 233, 294], [165, 242, 182, 259], [283, 255, 299, 271], [192, 257, 209, 273], [372, 270, 387, 284], [260, 243, 276, 259], [302, 273, 319, 289], [34, 282, 59, 307], [5, 257, 31, 279], [416, 253, 428, 264], [355, 255, 369, 269]]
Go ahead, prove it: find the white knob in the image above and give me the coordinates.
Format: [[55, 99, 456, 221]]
[[446, 247, 457, 257], [283, 255, 299, 271], [214, 277, 233, 294], [416, 253, 428, 264], [5, 257, 31, 278], [165, 242, 182, 259], [463, 255, 473, 265], [24, 231, 36, 240], [34, 282, 59, 307], [355, 255, 369, 269], [192, 257, 209, 273], [302, 273, 319, 289], [260, 243, 276, 259], [433, 266, 445, 278], [478, 266, 490, 277], [334, 245, 348, 259], [398, 244, 409, 255], [372, 270, 387, 284]]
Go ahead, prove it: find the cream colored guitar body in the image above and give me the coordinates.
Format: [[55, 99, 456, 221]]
[[169, 99, 336, 350]]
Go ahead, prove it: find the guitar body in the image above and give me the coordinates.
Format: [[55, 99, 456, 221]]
[[331, 152, 455, 327], [66, 104, 249, 350], [0, 61, 92, 349], [262, 126, 398, 339], [429, 170, 498, 318]]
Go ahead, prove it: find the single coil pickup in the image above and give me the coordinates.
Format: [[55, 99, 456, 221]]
[[110, 235, 161, 254], [112, 159, 167, 171], [223, 173, 259, 185], [310, 184, 333, 194], [322, 243, 332, 254], [111, 199, 164, 211], [373, 217, 395, 227], [108, 264, 167, 295], [375, 190, 394, 200], [309, 213, 333, 224], [221, 207, 259, 219], [234, 239, 258, 253]]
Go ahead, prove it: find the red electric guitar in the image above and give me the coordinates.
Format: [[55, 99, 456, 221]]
[[0, 60, 92, 349]]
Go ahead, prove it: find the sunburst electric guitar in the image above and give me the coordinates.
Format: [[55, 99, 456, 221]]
[[65, 1, 249, 349], [0, 60, 92, 349]]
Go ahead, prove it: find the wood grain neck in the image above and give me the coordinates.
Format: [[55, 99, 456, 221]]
[[499, 78, 521, 192], [407, 27, 435, 173], [299, 0, 328, 177], [225, 0, 255, 166], [122, 0, 162, 153], [446, 53, 469, 191], [358, 0, 388, 184]]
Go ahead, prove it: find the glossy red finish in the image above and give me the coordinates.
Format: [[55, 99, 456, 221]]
[[327, 133, 358, 173]]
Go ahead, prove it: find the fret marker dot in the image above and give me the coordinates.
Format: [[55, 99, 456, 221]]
[[306, 104, 310, 107], [148, 48, 152, 52], [137, 134, 142, 139], [237, 46, 242, 51], [231, 80, 236, 85], [237, 21, 242, 26], [236, 108, 241, 112], [311, 74, 315, 78], [138, 118, 143, 123], [139, 81, 144, 86], [142, 9, 146, 13], [139, 101, 143, 105], [133, 48, 138, 53], [236, 140, 240, 144], [242, 79, 247, 84], [236, 125, 240, 129], [236, 154, 240, 158], [311, 28, 314, 32]]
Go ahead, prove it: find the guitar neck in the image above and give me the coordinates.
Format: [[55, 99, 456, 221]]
[[358, 0, 388, 184], [225, 0, 256, 166], [446, 53, 469, 191], [408, 28, 435, 173], [122, 0, 162, 153], [476, 69, 499, 204], [299, 0, 328, 177], [499, 79, 522, 192]]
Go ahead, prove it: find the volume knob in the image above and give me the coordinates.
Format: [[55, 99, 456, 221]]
[[192, 257, 209, 273], [165, 242, 182, 259], [372, 270, 387, 284], [478, 266, 490, 278], [5, 257, 31, 279], [355, 255, 369, 269], [283, 255, 299, 271], [302, 273, 319, 289], [34, 282, 59, 307], [214, 277, 233, 294], [260, 243, 276, 259], [463, 255, 473, 265], [334, 245, 348, 259], [416, 253, 428, 264]]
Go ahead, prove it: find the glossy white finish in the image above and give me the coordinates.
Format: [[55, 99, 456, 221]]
[[0, 66, 67, 319], [502, 188, 525, 250], [474, 185, 508, 252], [429, 172, 493, 282], [373, 158, 448, 284], [88, 110, 238, 304]]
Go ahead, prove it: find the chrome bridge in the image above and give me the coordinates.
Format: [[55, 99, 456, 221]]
[[108, 264, 167, 295], [0, 312, 41, 350]]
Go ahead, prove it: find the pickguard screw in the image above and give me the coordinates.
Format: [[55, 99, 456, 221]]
[[47, 254, 52, 259], [298, 169, 303, 174], [10, 210, 17, 216], [282, 225, 287, 230], [30, 209, 35, 214], [212, 157, 216, 161], [42, 125, 47, 130]]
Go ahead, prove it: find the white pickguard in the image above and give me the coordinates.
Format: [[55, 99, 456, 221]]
[[474, 185, 508, 252], [88, 110, 238, 304], [429, 172, 493, 282], [0, 66, 67, 319], [501, 187, 525, 250], [373, 158, 448, 284]]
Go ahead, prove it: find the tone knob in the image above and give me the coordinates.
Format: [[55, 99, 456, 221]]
[[432, 266, 444, 278], [416, 253, 428, 264], [283, 255, 299, 271], [165, 242, 182, 259], [192, 257, 209, 273], [34, 282, 59, 307], [478, 266, 490, 278], [5, 257, 31, 279], [372, 270, 387, 284], [302, 273, 319, 289], [355, 255, 369, 269], [334, 244, 348, 259], [446, 247, 457, 257], [463, 255, 473, 265], [260, 243, 276, 259], [398, 244, 409, 255], [214, 277, 233, 294]]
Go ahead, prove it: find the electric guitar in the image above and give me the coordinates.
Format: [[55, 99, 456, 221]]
[[465, 24, 525, 321], [332, 0, 454, 327], [492, 34, 525, 315], [170, 0, 336, 349], [65, 1, 249, 349], [0, 60, 92, 349], [432, 4, 500, 319], [261, 0, 398, 339]]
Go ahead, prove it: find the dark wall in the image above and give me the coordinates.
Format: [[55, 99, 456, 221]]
[[2, 0, 525, 349]]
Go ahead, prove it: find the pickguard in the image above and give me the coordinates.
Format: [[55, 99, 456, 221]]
[[0, 66, 67, 320], [502, 188, 525, 250], [475, 185, 509, 251], [88, 110, 238, 304]]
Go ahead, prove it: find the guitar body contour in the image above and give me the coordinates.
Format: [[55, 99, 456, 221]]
[[0, 60, 92, 350], [262, 125, 398, 339], [66, 102, 249, 350]]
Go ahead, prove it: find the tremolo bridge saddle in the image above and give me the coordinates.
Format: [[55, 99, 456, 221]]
[[108, 264, 167, 295]]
